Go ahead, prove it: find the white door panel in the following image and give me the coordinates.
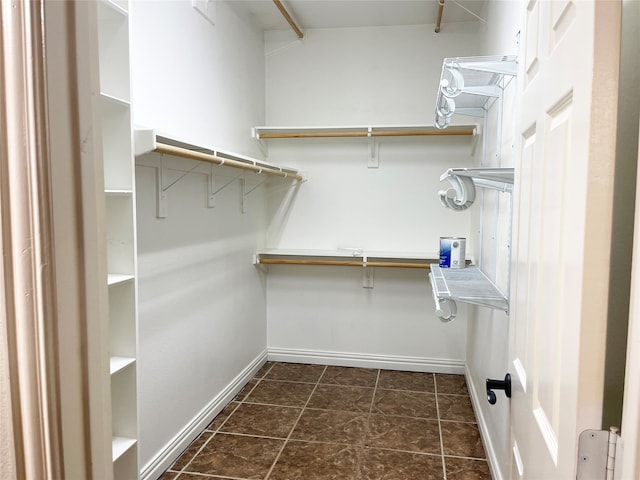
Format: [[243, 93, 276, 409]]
[[510, 1, 621, 478]]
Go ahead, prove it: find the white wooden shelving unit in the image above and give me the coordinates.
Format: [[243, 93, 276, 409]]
[[255, 248, 440, 268], [252, 124, 478, 140], [252, 124, 479, 167], [97, 0, 138, 478], [255, 249, 447, 288]]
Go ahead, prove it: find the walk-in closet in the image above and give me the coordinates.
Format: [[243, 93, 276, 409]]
[[3, 1, 639, 480], [92, 0, 640, 478]]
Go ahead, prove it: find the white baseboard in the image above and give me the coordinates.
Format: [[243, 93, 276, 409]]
[[268, 347, 465, 374], [139, 350, 268, 480], [465, 364, 504, 480]]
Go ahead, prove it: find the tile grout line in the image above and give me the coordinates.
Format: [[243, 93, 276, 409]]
[[174, 401, 242, 476], [359, 368, 381, 478], [262, 364, 328, 480], [434, 373, 448, 480], [173, 363, 275, 476], [368, 369, 381, 414]]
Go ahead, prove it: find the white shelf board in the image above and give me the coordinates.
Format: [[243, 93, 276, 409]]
[[98, 0, 128, 19], [257, 248, 441, 260], [105, 189, 133, 196], [253, 124, 477, 139], [112, 436, 136, 462], [133, 128, 299, 174], [100, 92, 130, 108], [107, 274, 135, 286], [110, 356, 136, 375], [429, 265, 508, 312]]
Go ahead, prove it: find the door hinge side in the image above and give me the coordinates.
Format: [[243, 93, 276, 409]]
[[577, 427, 619, 480]]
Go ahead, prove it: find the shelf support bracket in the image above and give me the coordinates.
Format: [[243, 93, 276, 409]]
[[241, 174, 247, 213], [157, 155, 169, 218], [207, 165, 215, 208], [362, 256, 374, 288], [439, 173, 477, 211], [242, 173, 269, 214], [367, 127, 379, 168], [435, 298, 457, 322]]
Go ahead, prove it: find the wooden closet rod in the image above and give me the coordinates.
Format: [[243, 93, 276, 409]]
[[154, 142, 303, 181], [273, 0, 304, 39], [257, 258, 434, 269], [258, 128, 475, 139]]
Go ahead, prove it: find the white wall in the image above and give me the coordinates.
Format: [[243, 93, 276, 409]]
[[464, 2, 523, 480], [130, 1, 268, 475], [131, 0, 265, 159], [264, 23, 483, 370], [266, 22, 482, 125]]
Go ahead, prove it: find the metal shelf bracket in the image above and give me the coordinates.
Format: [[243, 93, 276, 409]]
[[429, 265, 508, 322], [438, 167, 514, 211], [434, 55, 518, 128]]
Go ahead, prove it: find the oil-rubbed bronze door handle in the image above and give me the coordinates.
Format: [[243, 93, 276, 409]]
[[486, 374, 511, 405]]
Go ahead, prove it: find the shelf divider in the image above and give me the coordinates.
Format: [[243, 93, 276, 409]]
[[112, 436, 137, 462], [110, 356, 136, 375]]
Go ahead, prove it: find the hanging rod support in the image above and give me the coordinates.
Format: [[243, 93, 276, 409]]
[[154, 142, 303, 181], [435, 0, 445, 33], [211, 172, 243, 196], [162, 160, 202, 192], [451, 0, 487, 23], [244, 177, 269, 196], [273, 0, 304, 39]]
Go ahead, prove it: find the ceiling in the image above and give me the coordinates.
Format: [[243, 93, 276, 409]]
[[233, 0, 487, 32]]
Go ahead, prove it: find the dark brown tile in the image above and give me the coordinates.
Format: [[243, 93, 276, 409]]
[[255, 361, 276, 378], [186, 433, 283, 479], [291, 409, 368, 444], [377, 370, 434, 392], [361, 448, 444, 480], [268, 440, 361, 480], [234, 379, 258, 401], [372, 389, 437, 419], [169, 431, 213, 471], [435, 374, 468, 395], [438, 395, 477, 423], [307, 384, 374, 412], [245, 380, 315, 407], [220, 403, 301, 438], [365, 415, 441, 454], [205, 401, 239, 431], [157, 472, 178, 480], [175, 474, 219, 480], [319, 366, 379, 387], [441, 422, 486, 459], [445, 457, 492, 479], [266, 363, 326, 383]]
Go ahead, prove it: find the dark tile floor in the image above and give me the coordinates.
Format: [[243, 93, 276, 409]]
[[158, 362, 491, 480]]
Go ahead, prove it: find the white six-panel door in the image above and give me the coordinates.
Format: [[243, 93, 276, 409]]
[[509, 1, 621, 478]]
